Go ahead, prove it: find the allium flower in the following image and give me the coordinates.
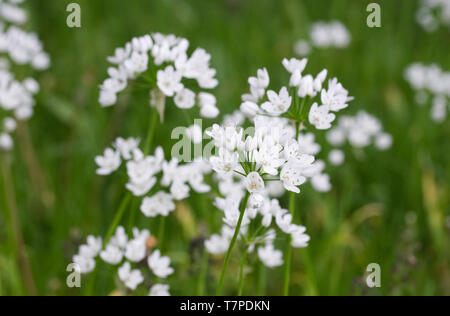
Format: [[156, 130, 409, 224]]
[[257, 243, 283, 268], [149, 284, 171, 296], [327, 111, 393, 150], [147, 250, 174, 278], [239, 58, 352, 133], [72, 236, 102, 274], [99, 33, 219, 118], [405, 63, 450, 123], [74, 226, 174, 293], [416, 0, 450, 32], [0, 1, 50, 152], [310, 21, 351, 49], [95, 138, 212, 218], [95, 148, 121, 175], [118, 262, 144, 291]]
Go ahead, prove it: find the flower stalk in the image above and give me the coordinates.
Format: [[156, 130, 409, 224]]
[[216, 191, 250, 296]]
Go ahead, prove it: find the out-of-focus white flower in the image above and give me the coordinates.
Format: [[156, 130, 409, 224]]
[[0, 132, 13, 151], [149, 284, 171, 296], [141, 191, 175, 217], [100, 245, 123, 265], [186, 124, 203, 144], [258, 244, 283, 268], [293, 40, 311, 57], [95, 148, 121, 175], [310, 21, 351, 49], [147, 250, 174, 278], [329, 149, 345, 166], [118, 262, 144, 290]]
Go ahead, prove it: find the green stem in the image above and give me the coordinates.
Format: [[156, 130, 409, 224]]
[[283, 191, 296, 296], [216, 191, 250, 296], [237, 246, 249, 296], [0, 155, 37, 296], [197, 248, 209, 296], [104, 192, 132, 245]]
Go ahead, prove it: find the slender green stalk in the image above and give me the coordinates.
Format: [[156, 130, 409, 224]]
[[237, 246, 249, 296], [257, 262, 266, 296], [283, 191, 296, 296], [283, 122, 301, 296], [216, 191, 250, 296], [0, 155, 37, 295], [144, 108, 159, 155], [196, 248, 209, 296], [104, 192, 132, 245]]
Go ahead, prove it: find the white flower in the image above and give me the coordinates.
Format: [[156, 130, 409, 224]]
[[258, 244, 283, 268], [186, 124, 203, 144], [79, 236, 102, 258], [209, 148, 239, 174], [0, 133, 13, 151], [311, 173, 331, 192], [308, 103, 336, 130], [174, 88, 196, 109], [125, 237, 147, 263], [328, 149, 345, 166], [114, 137, 140, 160], [157, 66, 183, 97], [205, 234, 229, 255], [170, 180, 190, 200], [95, 148, 121, 175], [118, 262, 144, 290], [291, 226, 311, 248], [198, 92, 219, 118], [240, 101, 260, 117], [280, 157, 312, 194], [148, 250, 174, 278], [275, 210, 295, 234], [321, 78, 353, 112], [245, 172, 265, 193], [149, 284, 171, 296], [294, 40, 311, 57], [140, 191, 175, 217], [261, 87, 292, 115], [73, 254, 96, 274], [100, 245, 123, 265], [375, 133, 393, 150], [297, 133, 321, 155]]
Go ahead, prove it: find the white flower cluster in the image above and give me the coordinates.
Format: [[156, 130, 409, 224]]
[[240, 58, 353, 130], [207, 120, 320, 194], [205, 171, 311, 268], [293, 20, 351, 56], [99, 33, 219, 118], [416, 0, 450, 32], [0, 0, 26, 25], [95, 137, 211, 217], [327, 111, 393, 151], [0, 68, 39, 151], [405, 63, 450, 123], [73, 227, 173, 295], [0, 0, 49, 152], [0, 24, 50, 69]]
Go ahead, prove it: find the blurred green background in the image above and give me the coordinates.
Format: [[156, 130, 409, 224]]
[[0, 0, 449, 296]]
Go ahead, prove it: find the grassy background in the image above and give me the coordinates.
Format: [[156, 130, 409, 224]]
[[0, 0, 449, 295]]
